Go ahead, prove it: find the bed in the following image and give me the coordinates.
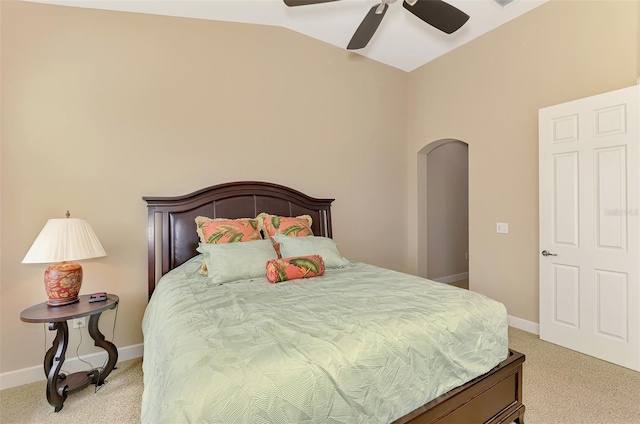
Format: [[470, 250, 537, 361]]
[[141, 181, 525, 424]]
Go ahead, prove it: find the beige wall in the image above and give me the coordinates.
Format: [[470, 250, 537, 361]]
[[0, 1, 407, 374], [426, 141, 468, 280], [407, 0, 639, 323]]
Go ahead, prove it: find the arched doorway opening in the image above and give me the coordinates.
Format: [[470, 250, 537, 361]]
[[417, 139, 469, 288]]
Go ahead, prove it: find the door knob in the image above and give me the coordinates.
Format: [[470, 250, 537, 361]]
[[541, 250, 557, 257]]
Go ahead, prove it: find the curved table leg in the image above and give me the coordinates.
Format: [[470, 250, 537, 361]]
[[44, 338, 66, 380], [46, 322, 69, 412], [88, 313, 118, 385]]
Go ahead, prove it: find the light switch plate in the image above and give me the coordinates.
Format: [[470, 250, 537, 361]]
[[496, 222, 509, 234]]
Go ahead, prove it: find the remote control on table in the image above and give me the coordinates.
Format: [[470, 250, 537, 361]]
[[89, 292, 108, 303]]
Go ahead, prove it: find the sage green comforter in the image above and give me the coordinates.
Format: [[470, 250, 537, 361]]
[[141, 256, 508, 423]]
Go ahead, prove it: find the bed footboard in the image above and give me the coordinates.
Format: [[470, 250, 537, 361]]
[[394, 349, 525, 424]]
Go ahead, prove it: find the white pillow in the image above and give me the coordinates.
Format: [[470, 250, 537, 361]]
[[273, 234, 350, 268], [196, 240, 277, 284]]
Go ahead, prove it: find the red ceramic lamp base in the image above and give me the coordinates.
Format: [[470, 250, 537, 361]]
[[44, 262, 83, 307]]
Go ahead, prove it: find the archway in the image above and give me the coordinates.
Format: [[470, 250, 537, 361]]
[[417, 139, 469, 288]]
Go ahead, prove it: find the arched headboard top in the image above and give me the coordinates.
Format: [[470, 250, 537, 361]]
[[143, 181, 334, 298]]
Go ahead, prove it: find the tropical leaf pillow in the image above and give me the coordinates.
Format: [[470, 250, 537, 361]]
[[266, 255, 325, 283], [194, 216, 261, 274], [256, 213, 313, 258], [195, 216, 261, 244], [256, 213, 313, 238]]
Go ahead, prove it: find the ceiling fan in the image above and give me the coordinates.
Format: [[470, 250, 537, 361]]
[[283, 0, 470, 50]]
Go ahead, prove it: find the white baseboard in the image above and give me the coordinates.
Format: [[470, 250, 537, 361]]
[[432, 272, 469, 284], [508, 315, 540, 335], [0, 343, 143, 391]]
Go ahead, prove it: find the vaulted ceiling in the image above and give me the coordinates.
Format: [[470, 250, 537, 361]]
[[28, 0, 549, 71]]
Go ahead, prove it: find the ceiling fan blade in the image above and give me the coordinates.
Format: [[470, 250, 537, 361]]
[[283, 0, 341, 6], [347, 3, 389, 50], [403, 0, 469, 34]]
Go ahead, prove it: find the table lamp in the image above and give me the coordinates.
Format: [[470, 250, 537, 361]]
[[22, 211, 107, 307]]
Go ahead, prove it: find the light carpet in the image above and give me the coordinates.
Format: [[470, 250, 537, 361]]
[[1, 328, 639, 423]]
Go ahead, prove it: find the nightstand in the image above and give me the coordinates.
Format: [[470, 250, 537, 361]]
[[20, 294, 119, 412]]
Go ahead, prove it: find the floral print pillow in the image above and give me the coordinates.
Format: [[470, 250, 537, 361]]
[[256, 213, 313, 257], [195, 216, 261, 244], [256, 213, 313, 238], [266, 255, 325, 283]]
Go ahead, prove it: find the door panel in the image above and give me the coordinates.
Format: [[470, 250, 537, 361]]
[[553, 264, 580, 328], [539, 85, 639, 371], [594, 146, 627, 250], [553, 152, 580, 246], [595, 269, 628, 341]]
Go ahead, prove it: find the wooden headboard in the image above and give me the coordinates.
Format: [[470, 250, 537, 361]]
[[143, 181, 334, 298]]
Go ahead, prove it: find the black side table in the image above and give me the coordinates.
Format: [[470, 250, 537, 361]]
[[20, 294, 119, 412]]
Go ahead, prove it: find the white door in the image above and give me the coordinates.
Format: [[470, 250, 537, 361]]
[[539, 85, 640, 371]]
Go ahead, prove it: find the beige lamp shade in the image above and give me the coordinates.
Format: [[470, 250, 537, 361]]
[[22, 218, 106, 264], [22, 215, 106, 306]]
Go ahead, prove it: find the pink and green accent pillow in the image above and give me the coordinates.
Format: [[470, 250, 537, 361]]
[[257, 213, 313, 258], [266, 255, 325, 283], [195, 216, 261, 244], [256, 213, 313, 238]]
